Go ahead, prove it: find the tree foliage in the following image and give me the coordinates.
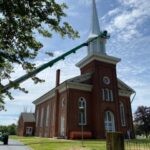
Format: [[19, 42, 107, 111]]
[[0, 123, 17, 135], [134, 106, 150, 138], [0, 0, 79, 109]]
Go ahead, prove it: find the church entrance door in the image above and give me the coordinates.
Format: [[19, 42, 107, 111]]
[[104, 111, 115, 132]]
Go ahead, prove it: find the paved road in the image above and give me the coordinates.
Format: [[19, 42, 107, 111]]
[[0, 139, 31, 150]]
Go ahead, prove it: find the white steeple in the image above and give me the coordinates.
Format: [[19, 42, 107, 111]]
[[88, 0, 100, 38], [76, 0, 121, 69], [88, 0, 106, 55]]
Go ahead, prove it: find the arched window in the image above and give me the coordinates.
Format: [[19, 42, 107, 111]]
[[61, 98, 65, 108], [120, 102, 126, 126], [78, 97, 87, 125], [104, 111, 115, 132]]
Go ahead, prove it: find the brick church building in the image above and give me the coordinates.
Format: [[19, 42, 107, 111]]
[[33, 0, 135, 139]]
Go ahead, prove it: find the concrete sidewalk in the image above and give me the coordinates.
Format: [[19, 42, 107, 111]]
[[0, 139, 31, 150]]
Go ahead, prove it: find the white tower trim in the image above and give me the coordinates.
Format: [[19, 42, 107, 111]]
[[88, 0, 106, 55]]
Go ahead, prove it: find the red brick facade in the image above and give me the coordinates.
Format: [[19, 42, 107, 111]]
[[17, 113, 35, 136], [33, 56, 135, 139]]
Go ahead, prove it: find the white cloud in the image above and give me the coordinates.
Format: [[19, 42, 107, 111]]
[[0, 115, 18, 125], [66, 5, 80, 17], [113, 12, 133, 29], [132, 86, 150, 112], [105, 0, 150, 41], [108, 8, 121, 16]]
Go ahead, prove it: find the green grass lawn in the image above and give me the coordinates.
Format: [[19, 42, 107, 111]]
[[10, 136, 106, 150], [10, 136, 150, 150], [125, 139, 150, 150]]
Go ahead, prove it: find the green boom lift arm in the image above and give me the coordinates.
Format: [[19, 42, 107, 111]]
[[2, 31, 109, 92]]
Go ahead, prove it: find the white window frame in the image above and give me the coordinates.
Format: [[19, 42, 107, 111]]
[[105, 89, 109, 101], [46, 105, 49, 127], [109, 90, 113, 101], [78, 97, 87, 125], [36, 109, 39, 127], [26, 127, 33, 135], [120, 102, 126, 126], [104, 111, 115, 132], [102, 89, 113, 102], [52, 103, 55, 125], [60, 116, 65, 137], [40, 107, 44, 127], [61, 98, 65, 108]]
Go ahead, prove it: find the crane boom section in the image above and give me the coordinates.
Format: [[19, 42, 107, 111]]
[[2, 33, 107, 92]]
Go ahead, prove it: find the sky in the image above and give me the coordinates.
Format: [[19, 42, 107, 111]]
[[0, 0, 150, 125]]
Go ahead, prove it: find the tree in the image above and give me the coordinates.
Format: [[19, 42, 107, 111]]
[[0, 124, 17, 135], [134, 106, 150, 138], [0, 0, 79, 109], [0, 125, 8, 133], [8, 124, 17, 135]]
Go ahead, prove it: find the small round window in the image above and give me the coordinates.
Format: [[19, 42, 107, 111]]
[[103, 76, 110, 85]]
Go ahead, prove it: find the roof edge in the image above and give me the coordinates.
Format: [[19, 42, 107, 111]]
[[76, 54, 121, 68]]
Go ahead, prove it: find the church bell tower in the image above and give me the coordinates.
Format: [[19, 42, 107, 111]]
[[76, 0, 122, 138]]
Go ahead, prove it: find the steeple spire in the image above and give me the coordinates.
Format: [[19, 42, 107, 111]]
[[76, 0, 121, 69], [88, 0, 100, 38], [88, 0, 106, 55]]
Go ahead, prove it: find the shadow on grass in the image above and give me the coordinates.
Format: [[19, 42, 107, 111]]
[[23, 140, 106, 147], [24, 141, 79, 146]]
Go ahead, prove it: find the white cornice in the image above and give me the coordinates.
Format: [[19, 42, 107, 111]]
[[76, 54, 121, 68], [32, 89, 55, 105], [67, 82, 92, 91], [58, 82, 92, 93], [119, 90, 133, 97], [33, 82, 92, 105]]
